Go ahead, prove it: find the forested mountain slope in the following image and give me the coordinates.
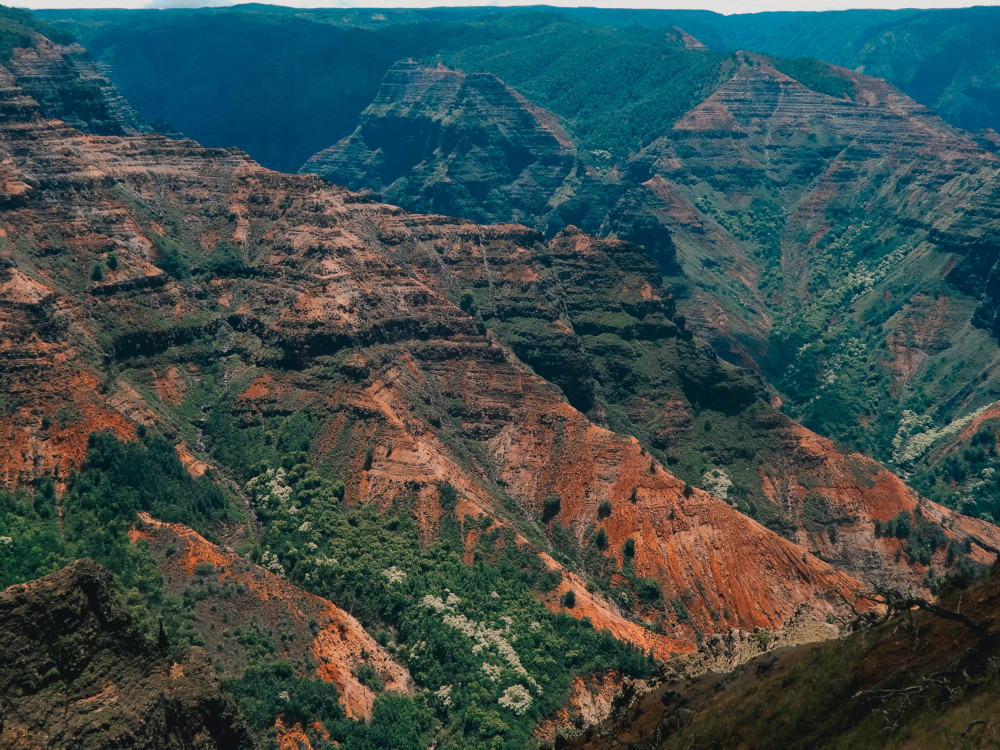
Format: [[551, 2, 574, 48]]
[[569, 6, 1000, 137]]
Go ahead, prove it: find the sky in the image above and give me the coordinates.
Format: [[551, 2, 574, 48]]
[[14, 0, 1000, 15]]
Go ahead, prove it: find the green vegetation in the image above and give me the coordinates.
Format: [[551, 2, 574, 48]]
[[912, 423, 1000, 524], [638, 568, 1000, 750], [243, 453, 654, 749], [228, 661, 343, 737], [593, 526, 608, 550], [622, 538, 635, 558], [204, 240, 247, 277], [152, 233, 191, 280], [541, 492, 561, 523], [444, 18, 726, 158], [767, 56, 856, 101], [0, 431, 238, 645], [1, 429, 653, 749]]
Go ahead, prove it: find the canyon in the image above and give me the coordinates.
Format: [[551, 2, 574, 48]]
[[1, 6, 999, 748]]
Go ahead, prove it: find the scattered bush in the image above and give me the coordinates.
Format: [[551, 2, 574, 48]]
[[637, 578, 661, 605], [353, 663, 385, 693], [542, 493, 561, 523], [194, 562, 217, 577], [593, 526, 608, 549]]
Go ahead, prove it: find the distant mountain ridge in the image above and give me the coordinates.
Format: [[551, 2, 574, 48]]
[[38, 5, 1000, 166]]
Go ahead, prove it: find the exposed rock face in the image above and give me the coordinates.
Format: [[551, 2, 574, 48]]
[[130, 514, 412, 720], [382, 219, 1000, 596], [533, 669, 645, 746], [0, 29, 995, 663], [0, 559, 254, 749], [303, 61, 580, 230], [302, 54, 1000, 509]]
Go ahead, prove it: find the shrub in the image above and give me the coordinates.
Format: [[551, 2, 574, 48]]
[[892, 511, 912, 539], [670, 597, 691, 624], [598, 499, 612, 519], [542, 493, 561, 523], [623, 537, 635, 558], [227, 661, 343, 734], [194, 562, 217, 577], [637, 578, 661, 605], [204, 240, 245, 276], [353, 663, 385, 693], [878, 511, 913, 540], [439, 482, 458, 512], [593, 526, 608, 549], [460, 289, 475, 313], [560, 589, 576, 608], [153, 235, 190, 279], [90, 263, 104, 282]]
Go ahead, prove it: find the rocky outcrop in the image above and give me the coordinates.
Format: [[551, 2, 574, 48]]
[[0, 559, 254, 749], [534, 669, 646, 746]]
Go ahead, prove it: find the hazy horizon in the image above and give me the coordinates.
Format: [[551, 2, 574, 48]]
[[16, 0, 1000, 17]]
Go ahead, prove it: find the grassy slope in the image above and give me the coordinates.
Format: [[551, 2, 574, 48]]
[[571, 565, 1000, 749]]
